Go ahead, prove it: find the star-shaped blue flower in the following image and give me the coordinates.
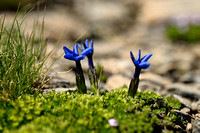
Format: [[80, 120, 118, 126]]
[[63, 43, 92, 61], [78, 39, 95, 69], [128, 50, 153, 97], [130, 50, 152, 79], [82, 39, 93, 56], [130, 50, 152, 70]]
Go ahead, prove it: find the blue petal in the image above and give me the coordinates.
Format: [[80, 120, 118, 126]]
[[139, 62, 150, 69], [73, 43, 79, 56], [130, 51, 135, 62], [78, 44, 84, 52], [82, 40, 87, 49], [75, 55, 85, 61], [63, 46, 73, 54], [134, 60, 140, 67], [141, 54, 152, 62], [81, 47, 93, 56], [137, 50, 141, 61], [85, 39, 89, 48], [64, 54, 75, 60], [90, 40, 93, 48]]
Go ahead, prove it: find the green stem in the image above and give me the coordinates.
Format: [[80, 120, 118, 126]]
[[128, 78, 139, 98], [88, 67, 99, 95], [75, 61, 87, 94]]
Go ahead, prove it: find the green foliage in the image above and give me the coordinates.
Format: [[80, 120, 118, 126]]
[[165, 96, 182, 110], [0, 88, 183, 133], [96, 63, 107, 83], [166, 25, 200, 43], [0, 13, 50, 101]]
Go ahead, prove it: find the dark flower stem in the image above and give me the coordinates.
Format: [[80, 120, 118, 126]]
[[75, 61, 87, 94], [128, 68, 141, 97], [87, 54, 94, 69], [133, 68, 141, 79], [88, 67, 99, 95]]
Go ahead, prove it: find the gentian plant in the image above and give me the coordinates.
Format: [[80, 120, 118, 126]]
[[79, 39, 99, 94], [128, 50, 152, 97], [63, 43, 92, 94]]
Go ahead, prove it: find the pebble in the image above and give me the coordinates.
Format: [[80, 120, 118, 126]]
[[186, 123, 192, 132], [181, 107, 190, 114]]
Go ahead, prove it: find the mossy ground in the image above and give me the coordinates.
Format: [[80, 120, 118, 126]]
[[0, 88, 184, 133]]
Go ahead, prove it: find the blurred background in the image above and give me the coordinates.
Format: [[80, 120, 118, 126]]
[[1, 0, 200, 100]]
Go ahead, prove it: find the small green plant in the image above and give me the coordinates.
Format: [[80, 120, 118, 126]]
[[96, 63, 107, 83], [0, 88, 184, 133], [166, 14, 200, 43], [166, 25, 200, 43], [128, 50, 152, 97], [0, 12, 50, 102]]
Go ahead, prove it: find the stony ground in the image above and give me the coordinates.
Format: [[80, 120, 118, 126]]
[[1, 0, 200, 132]]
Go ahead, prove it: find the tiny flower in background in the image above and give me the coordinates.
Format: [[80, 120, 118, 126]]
[[108, 118, 118, 127], [128, 50, 152, 97], [79, 39, 99, 95], [63, 43, 93, 94]]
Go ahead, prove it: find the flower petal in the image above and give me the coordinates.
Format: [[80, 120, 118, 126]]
[[141, 54, 152, 62], [90, 40, 93, 48], [130, 51, 135, 62], [81, 47, 93, 56], [78, 44, 84, 52], [63, 46, 73, 54], [82, 40, 87, 49], [75, 55, 85, 61], [85, 39, 89, 48], [137, 50, 141, 61], [73, 43, 79, 56], [64, 54, 75, 60], [139, 62, 151, 69]]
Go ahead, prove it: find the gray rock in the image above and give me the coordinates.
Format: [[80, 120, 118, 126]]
[[167, 83, 200, 100]]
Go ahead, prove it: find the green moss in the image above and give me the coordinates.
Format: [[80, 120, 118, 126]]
[[0, 88, 183, 133]]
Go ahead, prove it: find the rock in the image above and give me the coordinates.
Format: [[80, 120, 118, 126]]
[[179, 72, 195, 83], [167, 83, 200, 100], [191, 119, 200, 133], [105, 74, 130, 90], [139, 1, 200, 25], [43, 88, 77, 94], [73, 0, 140, 39], [186, 123, 192, 132], [99, 59, 132, 75], [138, 73, 171, 95], [140, 72, 172, 86], [181, 107, 190, 114], [191, 102, 200, 112]]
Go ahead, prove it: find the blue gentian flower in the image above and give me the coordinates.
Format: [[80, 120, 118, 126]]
[[130, 50, 152, 79], [63, 43, 93, 94], [78, 39, 99, 94], [78, 39, 94, 69], [128, 50, 152, 97], [63, 43, 92, 61]]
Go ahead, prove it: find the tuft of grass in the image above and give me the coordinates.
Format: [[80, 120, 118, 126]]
[[0, 88, 184, 133], [0, 12, 50, 102]]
